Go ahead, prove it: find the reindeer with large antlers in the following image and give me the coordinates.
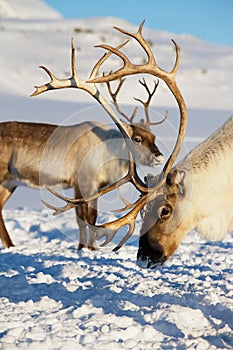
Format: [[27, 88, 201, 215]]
[[0, 35, 165, 250], [43, 21, 233, 268]]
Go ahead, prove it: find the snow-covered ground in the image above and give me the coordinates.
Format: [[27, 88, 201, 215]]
[[0, 1, 232, 349], [1, 209, 232, 349]]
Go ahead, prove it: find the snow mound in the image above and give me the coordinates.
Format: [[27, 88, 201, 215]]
[[0, 0, 62, 19]]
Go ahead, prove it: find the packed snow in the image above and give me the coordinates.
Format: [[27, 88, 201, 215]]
[[0, 1, 232, 349]]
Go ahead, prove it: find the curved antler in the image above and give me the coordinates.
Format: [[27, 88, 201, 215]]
[[39, 21, 187, 250], [89, 21, 187, 183], [33, 37, 150, 213], [83, 20, 187, 249], [32, 38, 131, 141]]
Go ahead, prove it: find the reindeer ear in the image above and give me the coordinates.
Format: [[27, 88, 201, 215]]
[[139, 118, 146, 125], [167, 169, 186, 195], [144, 173, 157, 187], [121, 123, 133, 136]]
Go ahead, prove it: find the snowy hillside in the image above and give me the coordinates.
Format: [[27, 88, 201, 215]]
[[0, 1, 232, 349], [0, 0, 61, 19]]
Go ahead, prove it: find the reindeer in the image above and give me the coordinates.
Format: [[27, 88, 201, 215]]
[[0, 38, 166, 250], [42, 21, 233, 267], [136, 115, 233, 268]]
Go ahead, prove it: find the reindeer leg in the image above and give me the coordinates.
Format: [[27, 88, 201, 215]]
[[74, 186, 98, 251], [76, 202, 98, 251], [75, 203, 88, 250], [86, 199, 98, 251], [74, 187, 88, 250], [0, 185, 16, 248]]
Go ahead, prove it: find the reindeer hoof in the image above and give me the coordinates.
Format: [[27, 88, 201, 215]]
[[77, 243, 86, 250], [4, 241, 15, 248], [77, 243, 97, 251], [87, 245, 97, 251]]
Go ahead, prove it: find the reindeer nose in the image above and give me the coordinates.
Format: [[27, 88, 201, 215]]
[[150, 153, 165, 167], [137, 244, 166, 269], [156, 154, 165, 164]]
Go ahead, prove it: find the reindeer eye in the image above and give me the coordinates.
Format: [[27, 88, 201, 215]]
[[159, 206, 171, 219], [133, 136, 142, 143]]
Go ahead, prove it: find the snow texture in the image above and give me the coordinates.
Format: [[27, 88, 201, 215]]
[[0, 1, 232, 349]]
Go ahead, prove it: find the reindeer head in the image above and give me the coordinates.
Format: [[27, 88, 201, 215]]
[[105, 77, 166, 168], [123, 121, 164, 167], [137, 169, 193, 268]]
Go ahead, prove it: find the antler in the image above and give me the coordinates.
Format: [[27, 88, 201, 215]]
[[89, 20, 187, 180], [83, 20, 187, 249], [32, 37, 150, 213], [39, 21, 187, 251], [106, 78, 138, 123], [134, 78, 168, 127], [106, 76, 167, 127], [32, 38, 132, 142]]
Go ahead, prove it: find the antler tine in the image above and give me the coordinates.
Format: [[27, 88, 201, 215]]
[[41, 186, 77, 215], [170, 39, 180, 75], [31, 65, 72, 97], [134, 78, 159, 127], [94, 187, 156, 251], [92, 43, 134, 82], [151, 110, 168, 126], [41, 199, 75, 216], [31, 38, 79, 97], [106, 77, 130, 121], [106, 77, 139, 123], [88, 21, 159, 85], [113, 20, 156, 66], [89, 40, 129, 80], [139, 77, 159, 99], [111, 193, 136, 213], [94, 207, 137, 249]]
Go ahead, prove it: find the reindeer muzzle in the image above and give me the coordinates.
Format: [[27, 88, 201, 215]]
[[136, 248, 166, 269]]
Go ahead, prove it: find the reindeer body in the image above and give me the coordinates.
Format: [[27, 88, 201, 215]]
[[0, 120, 163, 249], [137, 116, 233, 268]]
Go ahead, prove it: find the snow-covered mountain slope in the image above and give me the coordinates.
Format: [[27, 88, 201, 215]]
[[0, 0, 61, 19], [0, 14, 232, 111]]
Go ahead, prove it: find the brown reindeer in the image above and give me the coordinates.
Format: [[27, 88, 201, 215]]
[[43, 21, 233, 268], [0, 37, 165, 250]]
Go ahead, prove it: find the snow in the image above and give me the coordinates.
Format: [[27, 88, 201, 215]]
[[0, 0, 61, 19], [0, 209, 232, 349], [0, 1, 232, 349]]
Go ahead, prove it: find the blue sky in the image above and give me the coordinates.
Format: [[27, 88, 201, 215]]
[[45, 0, 233, 47]]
